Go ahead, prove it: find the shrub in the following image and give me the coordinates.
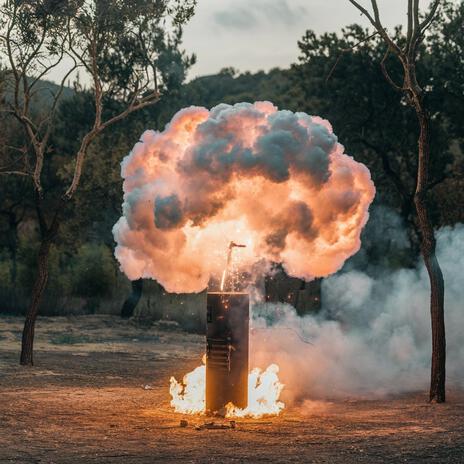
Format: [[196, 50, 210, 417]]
[[17, 239, 65, 292], [71, 243, 117, 299], [0, 250, 12, 288]]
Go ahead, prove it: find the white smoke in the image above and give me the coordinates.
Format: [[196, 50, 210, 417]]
[[251, 224, 464, 403]]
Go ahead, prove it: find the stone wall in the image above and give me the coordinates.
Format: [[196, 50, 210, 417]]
[[133, 280, 207, 333], [127, 270, 321, 333]]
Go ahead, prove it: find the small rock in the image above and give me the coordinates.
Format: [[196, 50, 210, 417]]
[[180, 419, 188, 428]]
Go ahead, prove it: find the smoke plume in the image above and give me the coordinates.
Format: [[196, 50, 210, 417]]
[[113, 101, 375, 292], [251, 224, 464, 403]]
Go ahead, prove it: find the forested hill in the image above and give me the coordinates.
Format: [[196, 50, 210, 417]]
[[1, 75, 74, 108], [2, 68, 288, 115], [183, 68, 294, 108], [143, 67, 296, 131]]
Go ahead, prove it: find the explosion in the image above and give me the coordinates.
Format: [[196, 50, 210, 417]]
[[113, 101, 375, 293], [113, 101, 375, 418]]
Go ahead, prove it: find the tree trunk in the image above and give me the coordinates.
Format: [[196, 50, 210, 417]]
[[20, 236, 53, 365], [20, 207, 61, 366], [413, 100, 446, 403]]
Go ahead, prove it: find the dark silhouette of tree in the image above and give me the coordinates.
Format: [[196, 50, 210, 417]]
[[346, 0, 445, 402]]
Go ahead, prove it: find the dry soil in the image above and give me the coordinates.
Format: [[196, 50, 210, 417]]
[[0, 315, 463, 463]]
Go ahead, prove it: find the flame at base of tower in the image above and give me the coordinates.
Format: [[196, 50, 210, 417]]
[[169, 359, 285, 418]]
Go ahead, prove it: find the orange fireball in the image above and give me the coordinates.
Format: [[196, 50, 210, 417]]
[[113, 101, 375, 293]]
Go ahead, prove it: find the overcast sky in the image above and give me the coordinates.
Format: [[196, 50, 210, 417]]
[[44, 0, 433, 84], [183, 0, 432, 79]]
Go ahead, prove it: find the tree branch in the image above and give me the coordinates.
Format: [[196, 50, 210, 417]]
[[406, 0, 413, 49], [63, 91, 160, 200], [380, 46, 404, 91], [0, 170, 30, 177], [413, 0, 420, 34], [347, 0, 377, 25], [347, 0, 403, 57], [326, 30, 380, 83], [419, 0, 441, 32]]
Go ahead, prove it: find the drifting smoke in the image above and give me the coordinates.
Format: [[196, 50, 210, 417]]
[[113, 101, 375, 292], [251, 224, 464, 403]]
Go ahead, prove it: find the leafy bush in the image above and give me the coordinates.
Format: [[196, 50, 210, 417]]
[[0, 251, 12, 288], [16, 239, 69, 295], [71, 243, 117, 299]]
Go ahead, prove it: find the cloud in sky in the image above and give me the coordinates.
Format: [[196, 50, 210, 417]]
[[182, 0, 433, 80], [45, 0, 433, 84], [213, 0, 308, 30], [259, 0, 308, 26], [214, 8, 257, 30]]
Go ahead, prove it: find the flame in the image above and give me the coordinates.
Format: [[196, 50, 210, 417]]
[[169, 364, 206, 415], [169, 359, 285, 418], [226, 364, 285, 418]]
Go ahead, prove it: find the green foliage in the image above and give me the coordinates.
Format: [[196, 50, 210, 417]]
[[67, 0, 196, 102], [0, 250, 12, 288], [17, 238, 69, 295], [0, 0, 197, 316], [180, 67, 294, 109], [427, 0, 464, 147], [294, 23, 445, 197], [0, 0, 75, 57], [71, 243, 116, 299]]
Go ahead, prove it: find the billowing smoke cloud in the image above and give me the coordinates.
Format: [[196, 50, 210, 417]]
[[251, 224, 464, 403], [113, 101, 375, 293]]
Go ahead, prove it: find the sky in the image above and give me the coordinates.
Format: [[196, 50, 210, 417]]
[[182, 0, 433, 79], [45, 0, 433, 84]]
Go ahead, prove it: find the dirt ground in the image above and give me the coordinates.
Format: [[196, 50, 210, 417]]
[[0, 315, 463, 464]]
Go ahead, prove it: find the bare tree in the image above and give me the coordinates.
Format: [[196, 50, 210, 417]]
[[346, 0, 445, 402], [0, 0, 196, 365]]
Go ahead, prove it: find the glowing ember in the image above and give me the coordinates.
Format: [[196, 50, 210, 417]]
[[169, 358, 285, 418]]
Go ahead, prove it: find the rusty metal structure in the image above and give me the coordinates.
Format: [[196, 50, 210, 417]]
[[205, 292, 249, 413]]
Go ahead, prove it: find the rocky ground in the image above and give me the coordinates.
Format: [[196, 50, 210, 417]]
[[0, 314, 463, 464]]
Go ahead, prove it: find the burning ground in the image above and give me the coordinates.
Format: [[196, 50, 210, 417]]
[[1, 314, 464, 464]]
